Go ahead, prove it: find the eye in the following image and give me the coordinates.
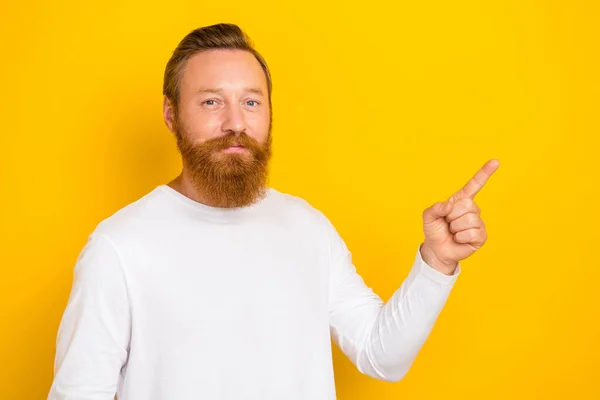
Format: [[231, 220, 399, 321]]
[[246, 100, 260, 107], [201, 99, 222, 107]]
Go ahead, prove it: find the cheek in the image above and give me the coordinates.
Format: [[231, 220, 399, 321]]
[[181, 111, 222, 141], [247, 110, 271, 141]]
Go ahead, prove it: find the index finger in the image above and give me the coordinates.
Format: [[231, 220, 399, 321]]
[[456, 159, 500, 199]]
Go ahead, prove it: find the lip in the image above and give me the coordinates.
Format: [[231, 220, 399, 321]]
[[223, 145, 247, 153]]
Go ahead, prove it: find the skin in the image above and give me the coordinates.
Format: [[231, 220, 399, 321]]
[[420, 159, 500, 275], [162, 49, 271, 205], [161, 47, 500, 276]]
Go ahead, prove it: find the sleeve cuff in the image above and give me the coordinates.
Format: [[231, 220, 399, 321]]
[[414, 244, 461, 286]]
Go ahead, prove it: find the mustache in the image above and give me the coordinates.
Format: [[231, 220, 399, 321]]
[[203, 131, 264, 152]]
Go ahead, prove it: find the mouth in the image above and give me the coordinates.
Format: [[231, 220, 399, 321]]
[[222, 145, 247, 153]]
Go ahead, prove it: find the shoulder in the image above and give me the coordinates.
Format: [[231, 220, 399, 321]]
[[268, 188, 351, 260], [269, 187, 326, 217], [91, 186, 166, 243], [267, 187, 337, 234]]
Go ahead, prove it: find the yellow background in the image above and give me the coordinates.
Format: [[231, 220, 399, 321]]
[[1, 0, 598, 398]]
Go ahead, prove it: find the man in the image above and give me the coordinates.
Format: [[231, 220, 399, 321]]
[[48, 23, 499, 400]]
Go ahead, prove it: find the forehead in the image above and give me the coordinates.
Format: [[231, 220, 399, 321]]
[[179, 49, 268, 94]]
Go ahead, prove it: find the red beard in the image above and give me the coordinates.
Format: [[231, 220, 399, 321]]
[[174, 120, 272, 208]]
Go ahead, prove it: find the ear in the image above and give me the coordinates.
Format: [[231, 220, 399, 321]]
[[163, 96, 176, 134]]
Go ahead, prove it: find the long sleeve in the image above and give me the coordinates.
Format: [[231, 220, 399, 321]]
[[48, 233, 131, 400], [327, 222, 460, 382]]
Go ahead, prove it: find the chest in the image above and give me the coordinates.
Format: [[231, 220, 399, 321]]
[[124, 222, 331, 340]]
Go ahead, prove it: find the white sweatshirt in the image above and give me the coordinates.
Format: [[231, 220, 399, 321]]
[[48, 184, 460, 400]]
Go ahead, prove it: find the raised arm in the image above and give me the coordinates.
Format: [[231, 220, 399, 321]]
[[328, 159, 499, 382], [327, 222, 459, 382]]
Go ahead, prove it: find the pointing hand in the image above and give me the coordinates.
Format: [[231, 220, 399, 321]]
[[420, 159, 500, 275]]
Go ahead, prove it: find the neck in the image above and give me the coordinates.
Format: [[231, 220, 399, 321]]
[[167, 169, 214, 207]]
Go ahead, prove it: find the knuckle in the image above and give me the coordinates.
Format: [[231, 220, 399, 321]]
[[470, 229, 478, 241], [449, 220, 458, 233], [461, 197, 478, 212], [423, 201, 439, 215], [454, 198, 474, 216], [468, 213, 479, 225], [463, 231, 472, 242], [476, 231, 486, 245], [467, 198, 478, 211]]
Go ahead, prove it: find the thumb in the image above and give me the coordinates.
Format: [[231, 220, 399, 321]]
[[423, 201, 452, 224]]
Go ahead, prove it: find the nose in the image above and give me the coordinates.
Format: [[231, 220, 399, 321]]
[[221, 103, 247, 135]]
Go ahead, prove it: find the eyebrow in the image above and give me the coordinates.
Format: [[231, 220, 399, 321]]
[[196, 87, 265, 95]]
